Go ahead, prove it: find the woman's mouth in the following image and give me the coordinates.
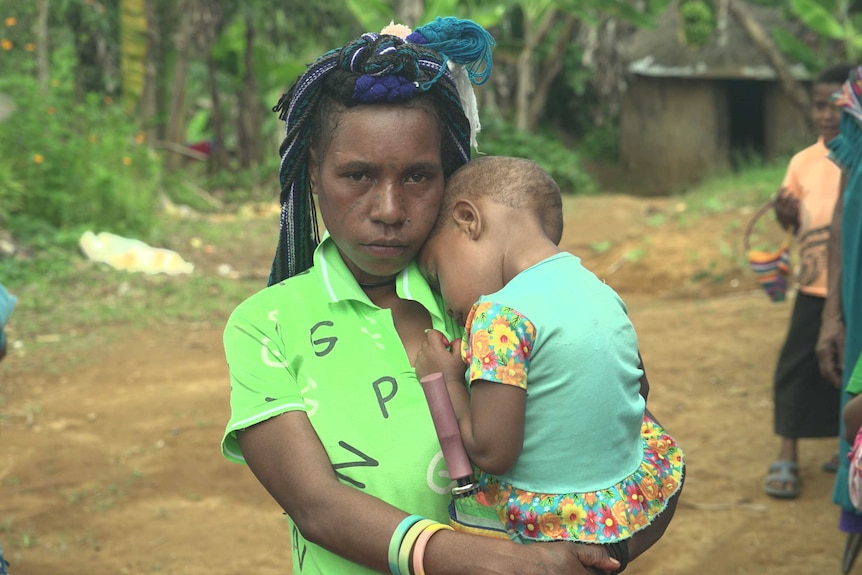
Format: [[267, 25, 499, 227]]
[[363, 242, 408, 257]]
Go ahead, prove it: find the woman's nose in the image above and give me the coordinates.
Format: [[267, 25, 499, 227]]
[[370, 185, 406, 224]]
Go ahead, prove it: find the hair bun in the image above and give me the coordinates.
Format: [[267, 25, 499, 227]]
[[407, 17, 495, 85]]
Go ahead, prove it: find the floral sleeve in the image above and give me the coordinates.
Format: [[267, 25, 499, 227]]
[[460, 301, 536, 390]]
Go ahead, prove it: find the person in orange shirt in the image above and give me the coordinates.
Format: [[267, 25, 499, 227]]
[[764, 63, 853, 499]]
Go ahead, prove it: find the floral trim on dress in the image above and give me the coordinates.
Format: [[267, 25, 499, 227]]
[[461, 301, 536, 389], [472, 416, 684, 543]]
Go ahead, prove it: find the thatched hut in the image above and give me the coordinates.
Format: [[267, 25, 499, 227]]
[[618, 3, 815, 194]]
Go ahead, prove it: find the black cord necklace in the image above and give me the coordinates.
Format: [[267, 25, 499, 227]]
[[357, 277, 397, 289]]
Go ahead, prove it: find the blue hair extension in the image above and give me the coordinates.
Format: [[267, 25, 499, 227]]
[[407, 17, 495, 85]]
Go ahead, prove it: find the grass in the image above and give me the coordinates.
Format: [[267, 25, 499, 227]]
[[2, 213, 267, 369], [671, 159, 791, 262], [675, 159, 789, 214]]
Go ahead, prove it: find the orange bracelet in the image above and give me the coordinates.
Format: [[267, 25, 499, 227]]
[[411, 523, 454, 575], [398, 519, 437, 575]]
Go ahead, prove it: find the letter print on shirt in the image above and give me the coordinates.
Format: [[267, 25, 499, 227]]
[[426, 449, 457, 495], [291, 523, 308, 571], [332, 441, 380, 488], [300, 378, 319, 416], [261, 309, 290, 367], [310, 320, 337, 357], [360, 314, 385, 350], [373, 376, 398, 418]]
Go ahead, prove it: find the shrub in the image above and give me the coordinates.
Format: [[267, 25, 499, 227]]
[[478, 115, 597, 195], [0, 74, 161, 237]]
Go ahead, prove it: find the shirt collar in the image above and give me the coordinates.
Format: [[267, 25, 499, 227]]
[[313, 232, 447, 323]]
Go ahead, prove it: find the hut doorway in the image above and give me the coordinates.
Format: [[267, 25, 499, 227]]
[[726, 79, 766, 168]]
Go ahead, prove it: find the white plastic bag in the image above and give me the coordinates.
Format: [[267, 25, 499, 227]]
[[79, 231, 194, 275]]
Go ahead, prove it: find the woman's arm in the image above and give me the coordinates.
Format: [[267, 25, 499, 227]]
[[626, 465, 684, 562], [238, 410, 617, 575], [629, 353, 685, 563], [845, 394, 862, 444], [816, 172, 846, 388]]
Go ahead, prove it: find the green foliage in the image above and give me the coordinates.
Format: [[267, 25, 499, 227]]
[[344, 0, 507, 31], [579, 120, 620, 163], [345, 0, 394, 30], [479, 115, 597, 195], [790, 0, 844, 39], [679, 0, 715, 46], [0, 75, 161, 235], [779, 0, 862, 64], [772, 27, 824, 72]]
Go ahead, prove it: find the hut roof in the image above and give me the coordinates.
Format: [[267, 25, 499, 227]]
[[620, 3, 811, 80]]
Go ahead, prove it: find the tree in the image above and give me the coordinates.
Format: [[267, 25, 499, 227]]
[[120, 0, 147, 114], [728, 0, 814, 128], [508, 0, 660, 132], [164, 0, 223, 171]]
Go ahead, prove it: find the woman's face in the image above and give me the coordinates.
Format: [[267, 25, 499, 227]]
[[309, 105, 445, 284]]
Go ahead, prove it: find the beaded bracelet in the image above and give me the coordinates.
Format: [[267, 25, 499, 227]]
[[397, 519, 437, 575], [388, 515, 424, 575], [411, 523, 454, 575]]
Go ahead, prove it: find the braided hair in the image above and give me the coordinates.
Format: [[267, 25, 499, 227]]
[[268, 18, 495, 285]]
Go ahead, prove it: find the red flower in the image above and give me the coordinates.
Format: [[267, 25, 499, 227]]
[[521, 510, 541, 538], [583, 509, 600, 534], [598, 506, 620, 539], [625, 483, 646, 511], [505, 504, 523, 529]]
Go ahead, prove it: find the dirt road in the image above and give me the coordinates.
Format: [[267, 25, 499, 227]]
[[0, 195, 849, 574]]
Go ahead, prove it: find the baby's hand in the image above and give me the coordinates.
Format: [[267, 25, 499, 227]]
[[415, 329, 464, 381]]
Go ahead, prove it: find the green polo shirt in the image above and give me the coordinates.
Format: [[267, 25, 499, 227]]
[[222, 234, 463, 574], [848, 356, 862, 396]]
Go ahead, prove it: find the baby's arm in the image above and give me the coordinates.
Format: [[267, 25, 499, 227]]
[[459, 380, 525, 476], [415, 327, 527, 476]]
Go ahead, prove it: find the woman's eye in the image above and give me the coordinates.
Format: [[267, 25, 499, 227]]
[[346, 172, 369, 182], [406, 173, 428, 184]]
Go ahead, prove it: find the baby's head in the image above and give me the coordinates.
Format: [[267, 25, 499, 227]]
[[431, 156, 564, 243], [419, 156, 564, 325]]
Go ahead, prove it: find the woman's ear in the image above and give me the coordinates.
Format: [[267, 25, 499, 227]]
[[308, 149, 319, 195], [451, 199, 482, 240]]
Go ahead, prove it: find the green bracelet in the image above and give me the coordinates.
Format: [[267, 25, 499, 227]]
[[388, 515, 424, 575], [397, 519, 437, 575]]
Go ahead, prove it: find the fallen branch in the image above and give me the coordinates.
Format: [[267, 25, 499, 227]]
[[152, 140, 209, 162]]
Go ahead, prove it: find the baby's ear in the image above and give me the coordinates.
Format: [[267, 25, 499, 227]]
[[451, 199, 481, 239]]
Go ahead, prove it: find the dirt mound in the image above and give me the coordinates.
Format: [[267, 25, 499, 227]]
[[560, 194, 779, 301]]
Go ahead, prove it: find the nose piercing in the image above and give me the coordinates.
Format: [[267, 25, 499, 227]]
[[406, 218, 412, 223]]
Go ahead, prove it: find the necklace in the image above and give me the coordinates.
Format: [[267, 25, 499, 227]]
[[357, 277, 397, 289]]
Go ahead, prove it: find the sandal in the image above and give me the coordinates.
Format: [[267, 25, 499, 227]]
[[764, 460, 800, 499]]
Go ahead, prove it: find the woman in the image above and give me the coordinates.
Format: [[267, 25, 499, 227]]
[[221, 18, 682, 574]]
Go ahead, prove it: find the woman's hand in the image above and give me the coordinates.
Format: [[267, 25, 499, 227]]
[[816, 311, 846, 388], [524, 540, 620, 574], [422, 531, 621, 574]]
